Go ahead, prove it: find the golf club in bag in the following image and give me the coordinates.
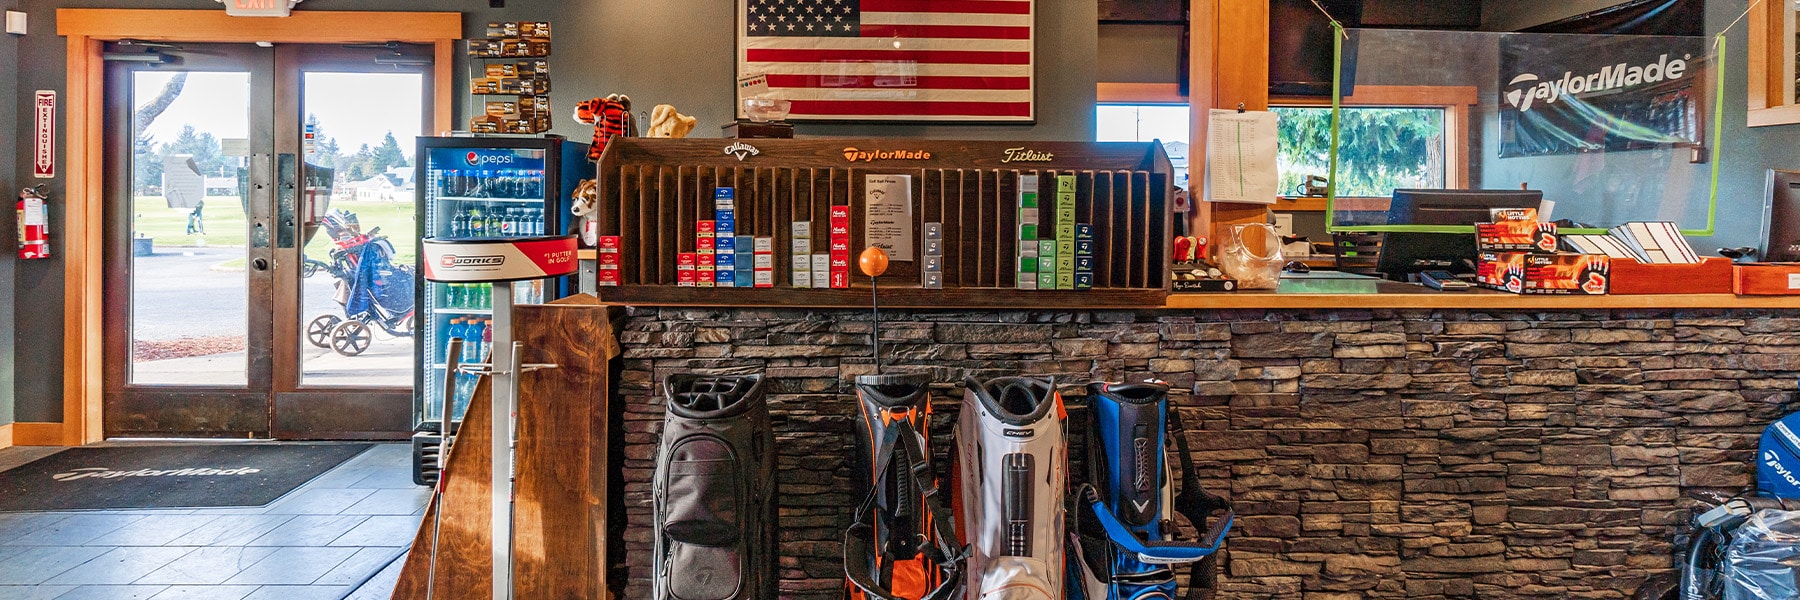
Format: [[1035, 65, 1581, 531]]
[[1069, 381, 1234, 600], [844, 373, 966, 600], [956, 375, 1070, 599], [652, 373, 777, 600]]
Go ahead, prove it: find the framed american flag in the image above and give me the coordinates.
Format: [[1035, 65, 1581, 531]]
[[736, 0, 1036, 122]]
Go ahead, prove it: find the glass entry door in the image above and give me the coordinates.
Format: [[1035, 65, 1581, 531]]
[[103, 42, 433, 439]]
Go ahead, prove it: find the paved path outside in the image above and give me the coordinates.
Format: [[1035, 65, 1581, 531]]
[[0, 442, 427, 600]]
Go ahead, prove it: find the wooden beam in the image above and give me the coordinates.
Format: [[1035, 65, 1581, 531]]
[[0, 423, 11, 450], [435, 40, 456, 135], [13, 423, 68, 446], [56, 9, 461, 43], [1097, 82, 1186, 104], [1202, 0, 1275, 242]]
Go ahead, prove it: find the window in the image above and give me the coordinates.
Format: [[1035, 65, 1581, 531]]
[[1095, 104, 1190, 189], [1271, 106, 1447, 198]]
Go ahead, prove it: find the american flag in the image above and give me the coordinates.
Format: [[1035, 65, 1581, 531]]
[[737, 0, 1035, 121]]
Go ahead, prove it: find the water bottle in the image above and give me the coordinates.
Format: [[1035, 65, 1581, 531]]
[[467, 318, 488, 366]]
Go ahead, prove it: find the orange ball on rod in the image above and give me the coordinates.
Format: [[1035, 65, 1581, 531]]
[[858, 247, 890, 278]]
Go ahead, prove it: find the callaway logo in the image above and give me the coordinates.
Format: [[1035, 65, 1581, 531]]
[[1002, 428, 1033, 439], [464, 151, 516, 167], [53, 467, 262, 482], [1132, 499, 1153, 513], [1765, 450, 1800, 489], [723, 142, 760, 161], [439, 254, 505, 268], [1504, 54, 1689, 113], [842, 147, 932, 162]]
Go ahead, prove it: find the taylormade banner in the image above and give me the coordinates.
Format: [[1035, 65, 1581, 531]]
[[1498, 34, 1705, 158]]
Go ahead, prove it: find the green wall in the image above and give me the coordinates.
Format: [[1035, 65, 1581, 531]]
[[0, 1, 16, 428]]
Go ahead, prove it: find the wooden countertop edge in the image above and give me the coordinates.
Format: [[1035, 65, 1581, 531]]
[[1159, 293, 1800, 310], [575, 292, 1800, 310]]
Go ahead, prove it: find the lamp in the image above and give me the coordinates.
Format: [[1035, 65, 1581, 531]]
[[216, 0, 301, 17]]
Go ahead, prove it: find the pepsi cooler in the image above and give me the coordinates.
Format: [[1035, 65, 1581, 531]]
[[413, 135, 590, 434]]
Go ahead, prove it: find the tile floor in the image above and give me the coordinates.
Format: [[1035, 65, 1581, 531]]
[[0, 442, 427, 600]]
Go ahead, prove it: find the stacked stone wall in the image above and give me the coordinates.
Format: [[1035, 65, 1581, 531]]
[[615, 308, 1800, 599]]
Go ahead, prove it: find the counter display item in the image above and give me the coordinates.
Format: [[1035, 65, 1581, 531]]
[[585, 139, 1174, 307], [1476, 251, 1610, 295]]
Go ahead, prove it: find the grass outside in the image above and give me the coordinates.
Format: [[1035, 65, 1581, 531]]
[[135, 195, 418, 266]]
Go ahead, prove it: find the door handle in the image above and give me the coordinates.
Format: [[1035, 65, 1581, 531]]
[[252, 257, 270, 272], [277, 154, 298, 249]]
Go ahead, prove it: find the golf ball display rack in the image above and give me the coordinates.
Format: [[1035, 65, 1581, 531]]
[[420, 235, 576, 600], [587, 138, 1177, 308]]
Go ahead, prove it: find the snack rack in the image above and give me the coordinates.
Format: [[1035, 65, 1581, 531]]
[[467, 22, 553, 135]]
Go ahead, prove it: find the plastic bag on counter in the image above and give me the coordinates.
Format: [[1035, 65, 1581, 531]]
[[1722, 508, 1800, 600], [1216, 223, 1283, 290]]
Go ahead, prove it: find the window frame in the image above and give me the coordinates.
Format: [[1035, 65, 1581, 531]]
[[1748, 0, 1800, 127], [1271, 85, 1479, 212]]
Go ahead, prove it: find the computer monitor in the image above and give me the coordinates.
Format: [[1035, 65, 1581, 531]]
[[1763, 170, 1800, 262], [1376, 189, 1545, 279], [1386, 189, 1545, 226]]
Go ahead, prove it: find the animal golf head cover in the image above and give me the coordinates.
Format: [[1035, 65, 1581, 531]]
[[573, 94, 633, 162], [648, 104, 698, 139]]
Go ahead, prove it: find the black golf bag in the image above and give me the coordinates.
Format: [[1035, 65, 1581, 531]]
[[652, 373, 777, 600], [845, 374, 965, 600], [1069, 381, 1234, 600]]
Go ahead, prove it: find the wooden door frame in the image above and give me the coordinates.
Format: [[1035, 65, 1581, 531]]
[[52, 9, 460, 445]]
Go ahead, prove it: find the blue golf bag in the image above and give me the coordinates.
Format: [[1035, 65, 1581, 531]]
[[1069, 381, 1233, 600], [1756, 412, 1800, 499]]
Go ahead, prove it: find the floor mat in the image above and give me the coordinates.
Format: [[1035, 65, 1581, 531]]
[[0, 443, 373, 511]]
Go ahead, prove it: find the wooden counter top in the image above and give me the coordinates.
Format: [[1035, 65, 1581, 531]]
[[577, 252, 1800, 310], [1160, 292, 1800, 310]]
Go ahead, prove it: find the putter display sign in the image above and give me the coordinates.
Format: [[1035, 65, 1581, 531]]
[[421, 236, 579, 283]]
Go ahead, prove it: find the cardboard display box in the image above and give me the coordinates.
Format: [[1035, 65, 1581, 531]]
[[1734, 263, 1800, 295], [1476, 220, 1558, 253], [1609, 257, 1734, 295], [1477, 252, 1610, 295]]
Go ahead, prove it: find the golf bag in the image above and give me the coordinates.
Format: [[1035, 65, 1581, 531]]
[[1068, 382, 1234, 600], [652, 374, 776, 600], [845, 374, 965, 600], [1756, 412, 1800, 499], [956, 376, 1069, 599]]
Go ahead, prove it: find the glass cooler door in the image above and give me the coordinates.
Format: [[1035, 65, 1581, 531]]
[[416, 142, 556, 430]]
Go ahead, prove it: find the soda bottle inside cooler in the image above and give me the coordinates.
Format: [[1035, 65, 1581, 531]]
[[444, 283, 461, 309], [468, 208, 486, 237]]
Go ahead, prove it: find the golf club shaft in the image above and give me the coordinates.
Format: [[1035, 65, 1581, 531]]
[[426, 337, 463, 600]]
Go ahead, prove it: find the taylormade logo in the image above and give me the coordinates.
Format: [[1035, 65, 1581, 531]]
[[53, 466, 262, 482], [1504, 53, 1689, 113], [1766, 451, 1800, 489]]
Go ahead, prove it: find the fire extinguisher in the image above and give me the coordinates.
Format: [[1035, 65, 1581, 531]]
[[17, 184, 49, 260]]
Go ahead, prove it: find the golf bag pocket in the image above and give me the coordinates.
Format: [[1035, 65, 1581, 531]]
[[653, 374, 774, 600], [977, 556, 1058, 600]]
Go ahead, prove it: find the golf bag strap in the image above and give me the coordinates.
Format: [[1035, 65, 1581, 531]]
[[1168, 408, 1231, 600], [844, 422, 965, 600]]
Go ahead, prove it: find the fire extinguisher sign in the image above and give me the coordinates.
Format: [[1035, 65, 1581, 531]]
[[33, 90, 54, 179]]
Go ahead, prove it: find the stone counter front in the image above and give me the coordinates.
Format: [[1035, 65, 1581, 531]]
[[612, 307, 1800, 599]]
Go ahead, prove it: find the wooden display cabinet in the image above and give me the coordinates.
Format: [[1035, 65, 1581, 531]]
[[589, 138, 1176, 308]]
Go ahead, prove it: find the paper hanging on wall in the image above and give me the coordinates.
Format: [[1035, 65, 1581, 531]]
[[1206, 109, 1279, 205], [864, 174, 914, 262]]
